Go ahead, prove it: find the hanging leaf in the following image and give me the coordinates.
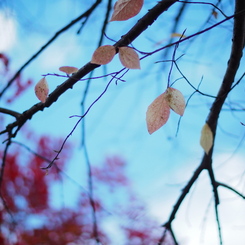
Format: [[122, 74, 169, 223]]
[[91, 45, 116, 65], [118, 47, 140, 69], [35, 77, 49, 103], [165, 87, 185, 116], [59, 66, 78, 74], [200, 123, 213, 154], [110, 0, 144, 22], [146, 92, 170, 134]]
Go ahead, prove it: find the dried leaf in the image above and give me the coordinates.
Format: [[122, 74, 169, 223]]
[[165, 87, 185, 116], [110, 0, 144, 21], [59, 66, 78, 74], [200, 123, 213, 154], [119, 47, 140, 69], [91, 45, 116, 65], [212, 10, 218, 19], [35, 77, 49, 103], [171, 33, 187, 38], [146, 92, 170, 134]]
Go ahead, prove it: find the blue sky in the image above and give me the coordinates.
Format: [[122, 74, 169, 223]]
[[1, 1, 245, 244]]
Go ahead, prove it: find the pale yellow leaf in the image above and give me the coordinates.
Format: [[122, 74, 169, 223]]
[[165, 87, 185, 116], [171, 33, 187, 38], [59, 66, 78, 74], [118, 47, 140, 69], [200, 123, 213, 154], [35, 77, 49, 103], [110, 0, 143, 21], [146, 92, 170, 134], [91, 45, 116, 65]]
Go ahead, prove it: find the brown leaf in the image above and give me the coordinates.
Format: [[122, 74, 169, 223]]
[[146, 92, 170, 134], [91, 45, 116, 65], [110, 0, 144, 22], [119, 47, 140, 69], [35, 77, 49, 103]]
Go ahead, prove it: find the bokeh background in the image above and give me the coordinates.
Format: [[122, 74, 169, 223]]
[[0, 1, 245, 244]]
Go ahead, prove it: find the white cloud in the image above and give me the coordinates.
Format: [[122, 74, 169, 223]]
[[146, 153, 245, 245], [38, 35, 83, 72], [0, 10, 17, 52]]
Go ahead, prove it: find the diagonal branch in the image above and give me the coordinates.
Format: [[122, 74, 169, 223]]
[[0, 0, 178, 138]]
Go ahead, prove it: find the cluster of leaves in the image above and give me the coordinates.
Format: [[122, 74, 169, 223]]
[[34, 0, 143, 104], [146, 87, 185, 134], [91, 45, 140, 69]]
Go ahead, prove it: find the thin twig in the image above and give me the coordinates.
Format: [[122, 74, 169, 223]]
[[80, 1, 113, 243], [177, 0, 228, 18], [41, 74, 116, 170], [217, 181, 245, 199]]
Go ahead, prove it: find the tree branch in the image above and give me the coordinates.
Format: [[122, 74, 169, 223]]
[[0, 108, 21, 119], [207, 0, 245, 135], [0, 0, 178, 138], [160, 0, 245, 244]]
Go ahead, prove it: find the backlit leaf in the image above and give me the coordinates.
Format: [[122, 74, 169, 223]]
[[59, 66, 78, 74], [146, 92, 170, 134], [35, 77, 49, 103], [110, 0, 144, 21], [91, 45, 116, 65], [165, 87, 185, 116], [119, 47, 140, 69], [200, 123, 213, 154]]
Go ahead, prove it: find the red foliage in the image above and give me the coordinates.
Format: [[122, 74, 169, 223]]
[[6, 75, 33, 104], [0, 53, 32, 103], [92, 156, 129, 191], [119, 198, 163, 245], [0, 135, 165, 244], [0, 49, 170, 244], [0, 53, 9, 72]]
